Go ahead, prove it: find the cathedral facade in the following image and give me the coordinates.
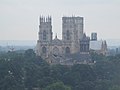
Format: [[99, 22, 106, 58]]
[[36, 16, 90, 64]]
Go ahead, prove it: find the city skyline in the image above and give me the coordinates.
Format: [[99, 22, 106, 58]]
[[0, 0, 120, 40]]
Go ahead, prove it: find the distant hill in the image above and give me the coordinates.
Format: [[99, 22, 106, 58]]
[[0, 40, 36, 46], [106, 39, 120, 48], [0, 39, 120, 47]]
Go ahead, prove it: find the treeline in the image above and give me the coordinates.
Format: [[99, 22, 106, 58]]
[[0, 49, 120, 90]]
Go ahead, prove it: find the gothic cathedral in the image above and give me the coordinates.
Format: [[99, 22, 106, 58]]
[[36, 16, 90, 64]]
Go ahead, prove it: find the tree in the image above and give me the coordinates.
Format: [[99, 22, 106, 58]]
[[43, 82, 71, 90], [109, 85, 120, 90], [0, 52, 24, 90], [24, 49, 35, 58]]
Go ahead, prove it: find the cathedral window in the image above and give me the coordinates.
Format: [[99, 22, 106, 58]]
[[42, 47, 46, 53], [53, 47, 59, 56], [65, 47, 70, 54], [66, 30, 70, 40], [43, 30, 47, 40]]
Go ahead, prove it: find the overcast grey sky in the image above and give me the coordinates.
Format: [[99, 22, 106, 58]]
[[0, 0, 120, 40]]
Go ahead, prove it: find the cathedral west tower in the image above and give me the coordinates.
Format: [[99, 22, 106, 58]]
[[39, 16, 52, 42], [36, 16, 53, 58]]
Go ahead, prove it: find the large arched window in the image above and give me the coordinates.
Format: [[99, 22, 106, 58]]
[[66, 30, 70, 40], [42, 47, 46, 53], [43, 30, 47, 40], [53, 47, 59, 55], [65, 47, 70, 54]]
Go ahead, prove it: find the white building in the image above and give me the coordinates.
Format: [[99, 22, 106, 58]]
[[90, 40, 108, 55]]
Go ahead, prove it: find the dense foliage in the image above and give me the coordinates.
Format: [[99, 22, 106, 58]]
[[0, 49, 120, 90]]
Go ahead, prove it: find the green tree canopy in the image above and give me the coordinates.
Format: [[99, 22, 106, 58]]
[[43, 82, 71, 90]]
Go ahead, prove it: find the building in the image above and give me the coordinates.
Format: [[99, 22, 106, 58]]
[[91, 33, 97, 41], [35, 16, 93, 64], [90, 40, 108, 55]]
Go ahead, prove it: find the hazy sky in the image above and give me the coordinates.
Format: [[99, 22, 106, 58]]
[[0, 0, 120, 40]]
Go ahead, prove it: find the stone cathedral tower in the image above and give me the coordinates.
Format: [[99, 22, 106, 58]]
[[39, 16, 52, 42], [62, 17, 84, 54], [36, 16, 53, 58]]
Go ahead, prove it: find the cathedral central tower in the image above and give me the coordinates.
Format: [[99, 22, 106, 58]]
[[62, 16, 84, 54]]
